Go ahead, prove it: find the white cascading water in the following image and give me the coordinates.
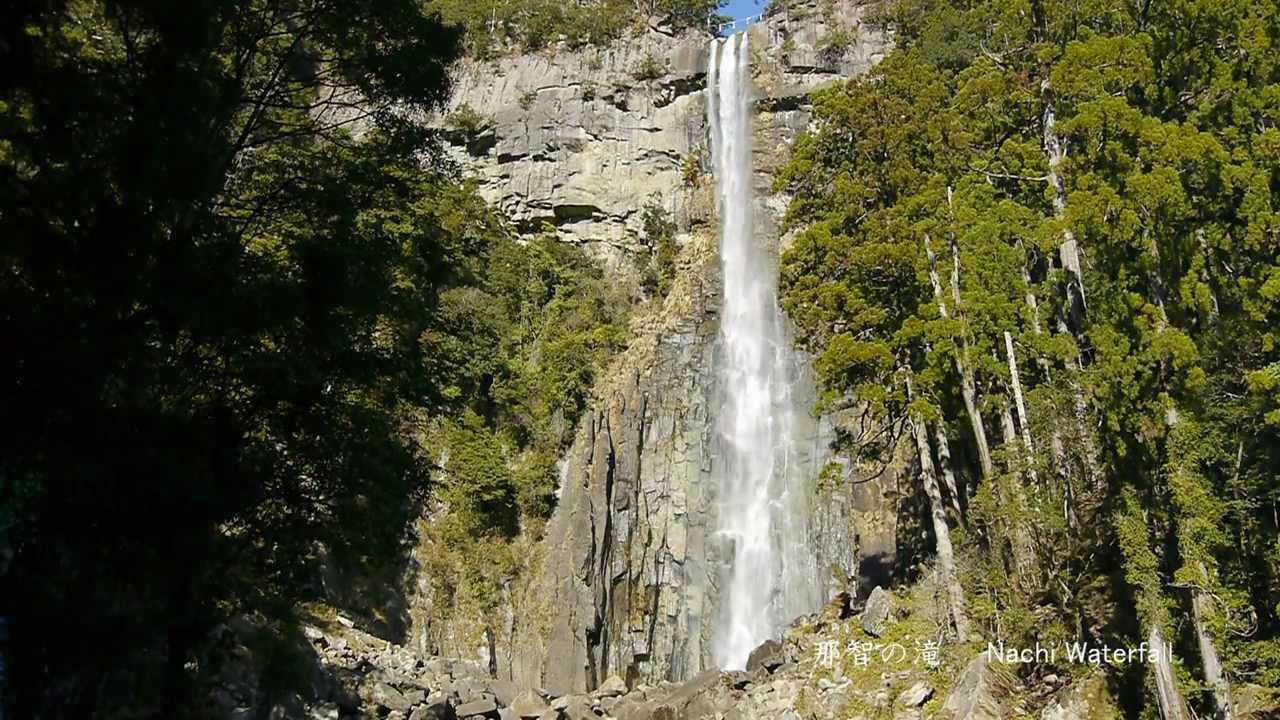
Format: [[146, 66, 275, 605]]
[[707, 31, 822, 670]]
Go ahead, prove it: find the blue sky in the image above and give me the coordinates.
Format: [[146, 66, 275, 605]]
[[721, 0, 768, 21]]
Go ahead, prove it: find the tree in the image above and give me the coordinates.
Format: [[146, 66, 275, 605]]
[[783, 0, 1280, 714], [0, 0, 464, 714]]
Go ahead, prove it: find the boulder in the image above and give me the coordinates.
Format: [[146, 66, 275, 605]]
[[896, 682, 934, 708], [650, 670, 730, 719], [409, 694, 453, 720], [860, 586, 894, 637], [942, 654, 1007, 720], [559, 696, 598, 720], [510, 689, 552, 718], [372, 682, 413, 713], [488, 679, 519, 707], [456, 697, 498, 719], [596, 674, 628, 697], [746, 639, 785, 674]]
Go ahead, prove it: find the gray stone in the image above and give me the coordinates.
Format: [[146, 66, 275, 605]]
[[746, 639, 785, 674], [596, 674, 628, 697], [456, 697, 498, 719], [488, 679, 519, 706], [409, 694, 452, 720], [942, 654, 1007, 720], [559, 696, 598, 720], [861, 586, 894, 637], [372, 682, 413, 713], [510, 689, 552, 718], [896, 681, 933, 708]]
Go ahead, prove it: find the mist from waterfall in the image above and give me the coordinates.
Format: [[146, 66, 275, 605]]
[[707, 31, 822, 671]]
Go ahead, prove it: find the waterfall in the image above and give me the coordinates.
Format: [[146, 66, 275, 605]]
[[707, 32, 822, 671]]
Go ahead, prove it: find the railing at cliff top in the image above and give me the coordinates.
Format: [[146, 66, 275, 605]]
[[713, 13, 763, 35]]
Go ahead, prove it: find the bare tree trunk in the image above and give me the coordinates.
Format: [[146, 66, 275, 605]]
[[1004, 332, 1035, 454], [924, 234, 995, 480], [933, 421, 964, 521], [1018, 251, 1071, 483], [1042, 77, 1087, 326], [1149, 623, 1191, 720], [1190, 564, 1235, 720], [907, 378, 970, 640]]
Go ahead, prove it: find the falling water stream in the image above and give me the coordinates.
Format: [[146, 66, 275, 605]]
[[707, 32, 822, 671]]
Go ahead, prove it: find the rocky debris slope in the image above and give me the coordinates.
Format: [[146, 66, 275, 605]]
[[218, 584, 1153, 720]]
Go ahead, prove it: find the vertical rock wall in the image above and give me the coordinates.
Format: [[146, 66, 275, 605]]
[[420, 1, 895, 693]]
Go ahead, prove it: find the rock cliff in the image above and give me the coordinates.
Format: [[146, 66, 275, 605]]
[[432, 1, 893, 271], [410, 0, 903, 694]]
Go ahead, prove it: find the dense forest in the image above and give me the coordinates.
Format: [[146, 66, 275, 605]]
[[778, 0, 1280, 717], [3, 0, 1279, 718], [0, 0, 686, 715]]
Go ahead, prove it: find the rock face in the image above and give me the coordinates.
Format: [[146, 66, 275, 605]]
[[431, 1, 893, 271], [410, 0, 897, 695]]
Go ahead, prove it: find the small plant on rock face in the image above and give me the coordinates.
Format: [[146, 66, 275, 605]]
[[817, 25, 857, 65], [632, 51, 665, 82], [581, 82, 598, 101], [587, 53, 604, 71], [446, 102, 491, 135], [518, 88, 538, 111], [682, 153, 700, 187]]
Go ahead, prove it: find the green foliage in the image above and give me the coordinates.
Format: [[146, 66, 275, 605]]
[[638, 201, 679, 299], [633, 52, 667, 82], [426, 0, 723, 57], [441, 413, 517, 536], [816, 26, 857, 64], [0, 0, 464, 713], [779, 0, 1280, 713], [446, 102, 493, 135]]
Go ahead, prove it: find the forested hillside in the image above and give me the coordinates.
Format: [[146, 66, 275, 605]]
[[0, 0, 644, 715], [778, 0, 1280, 716]]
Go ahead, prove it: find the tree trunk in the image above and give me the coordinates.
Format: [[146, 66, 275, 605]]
[[933, 421, 964, 521], [907, 378, 970, 640], [1004, 332, 1035, 454], [1149, 623, 1191, 720], [1018, 251, 1072, 485], [924, 233, 995, 480], [1042, 77, 1087, 327], [1191, 565, 1235, 720], [1196, 229, 1221, 320]]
